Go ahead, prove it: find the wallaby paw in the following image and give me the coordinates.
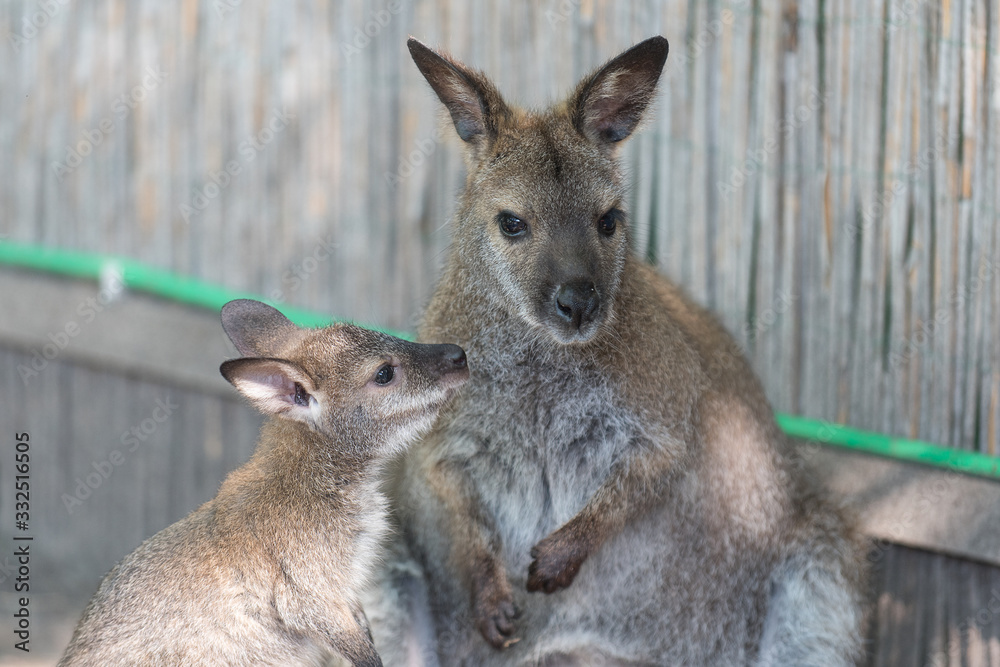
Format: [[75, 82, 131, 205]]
[[473, 575, 521, 650], [527, 530, 588, 594]]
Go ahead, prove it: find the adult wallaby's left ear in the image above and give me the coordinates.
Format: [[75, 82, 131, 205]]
[[220, 357, 321, 426], [570, 36, 669, 151]]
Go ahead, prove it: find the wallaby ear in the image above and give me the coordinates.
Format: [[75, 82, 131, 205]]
[[407, 37, 511, 156], [571, 36, 669, 150], [220, 358, 321, 425], [221, 299, 304, 357]]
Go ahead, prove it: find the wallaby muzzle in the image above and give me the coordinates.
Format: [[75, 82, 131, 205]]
[[416, 342, 468, 388], [536, 241, 608, 343], [554, 280, 600, 333]]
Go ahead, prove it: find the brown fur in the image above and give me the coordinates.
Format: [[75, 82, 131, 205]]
[[368, 38, 869, 666], [59, 300, 468, 667]]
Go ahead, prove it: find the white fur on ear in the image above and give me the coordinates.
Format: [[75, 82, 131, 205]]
[[220, 358, 321, 425]]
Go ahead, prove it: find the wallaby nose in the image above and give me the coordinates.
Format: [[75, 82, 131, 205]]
[[426, 343, 468, 387], [555, 281, 600, 330], [441, 344, 467, 370]]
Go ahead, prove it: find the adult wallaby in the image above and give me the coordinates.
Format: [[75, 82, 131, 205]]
[[369, 37, 868, 666], [59, 299, 469, 667]]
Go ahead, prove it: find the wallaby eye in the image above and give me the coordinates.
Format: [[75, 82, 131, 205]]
[[598, 209, 620, 237], [374, 364, 395, 385], [293, 382, 310, 407], [497, 211, 528, 238]]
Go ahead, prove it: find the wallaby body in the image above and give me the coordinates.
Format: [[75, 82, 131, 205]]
[[60, 300, 469, 667], [368, 38, 868, 666]]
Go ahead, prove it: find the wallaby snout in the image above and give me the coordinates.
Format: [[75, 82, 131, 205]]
[[419, 343, 468, 387], [554, 280, 600, 333]]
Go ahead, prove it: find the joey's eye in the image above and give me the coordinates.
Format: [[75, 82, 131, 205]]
[[497, 211, 528, 238], [293, 382, 310, 407], [598, 209, 620, 237], [374, 364, 395, 386]]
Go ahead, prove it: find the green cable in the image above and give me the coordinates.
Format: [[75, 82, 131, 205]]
[[777, 414, 999, 479], [0, 240, 408, 337], [1, 240, 997, 480]]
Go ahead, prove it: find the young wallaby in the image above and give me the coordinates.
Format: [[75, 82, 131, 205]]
[[59, 299, 469, 667], [368, 37, 869, 666]]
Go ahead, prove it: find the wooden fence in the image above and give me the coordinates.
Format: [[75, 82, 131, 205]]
[[2, 0, 997, 452], [2, 3, 1000, 663], [1, 271, 999, 665]]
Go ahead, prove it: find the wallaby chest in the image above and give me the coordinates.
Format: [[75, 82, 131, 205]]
[[443, 346, 643, 558]]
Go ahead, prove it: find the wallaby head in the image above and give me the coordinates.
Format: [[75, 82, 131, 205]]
[[408, 36, 668, 344], [220, 299, 469, 454]]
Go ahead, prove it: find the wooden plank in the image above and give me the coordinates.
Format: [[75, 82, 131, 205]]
[[0, 267, 238, 396], [863, 542, 1000, 667], [798, 439, 1000, 567]]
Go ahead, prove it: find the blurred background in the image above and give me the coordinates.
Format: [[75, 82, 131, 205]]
[[1, 0, 998, 664]]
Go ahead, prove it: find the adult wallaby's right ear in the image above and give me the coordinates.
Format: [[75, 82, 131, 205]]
[[220, 358, 321, 425], [407, 37, 511, 160], [570, 36, 669, 152], [221, 299, 305, 357]]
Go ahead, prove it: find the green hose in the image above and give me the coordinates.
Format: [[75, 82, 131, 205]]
[[776, 414, 999, 479], [2, 240, 997, 481], [0, 240, 403, 335]]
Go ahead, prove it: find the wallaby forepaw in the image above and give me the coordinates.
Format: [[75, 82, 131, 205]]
[[526, 531, 588, 594], [473, 576, 521, 649]]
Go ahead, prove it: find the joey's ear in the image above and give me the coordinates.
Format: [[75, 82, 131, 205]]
[[221, 299, 305, 357], [570, 36, 669, 150], [407, 37, 511, 157], [220, 358, 320, 425]]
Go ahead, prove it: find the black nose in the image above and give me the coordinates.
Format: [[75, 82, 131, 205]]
[[429, 343, 468, 388], [555, 281, 599, 330], [425, 343, 466, 372], [441, 344, 467, 370]]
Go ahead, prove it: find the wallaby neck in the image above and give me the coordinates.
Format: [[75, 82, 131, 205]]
[[254, 419, 383, 490]]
